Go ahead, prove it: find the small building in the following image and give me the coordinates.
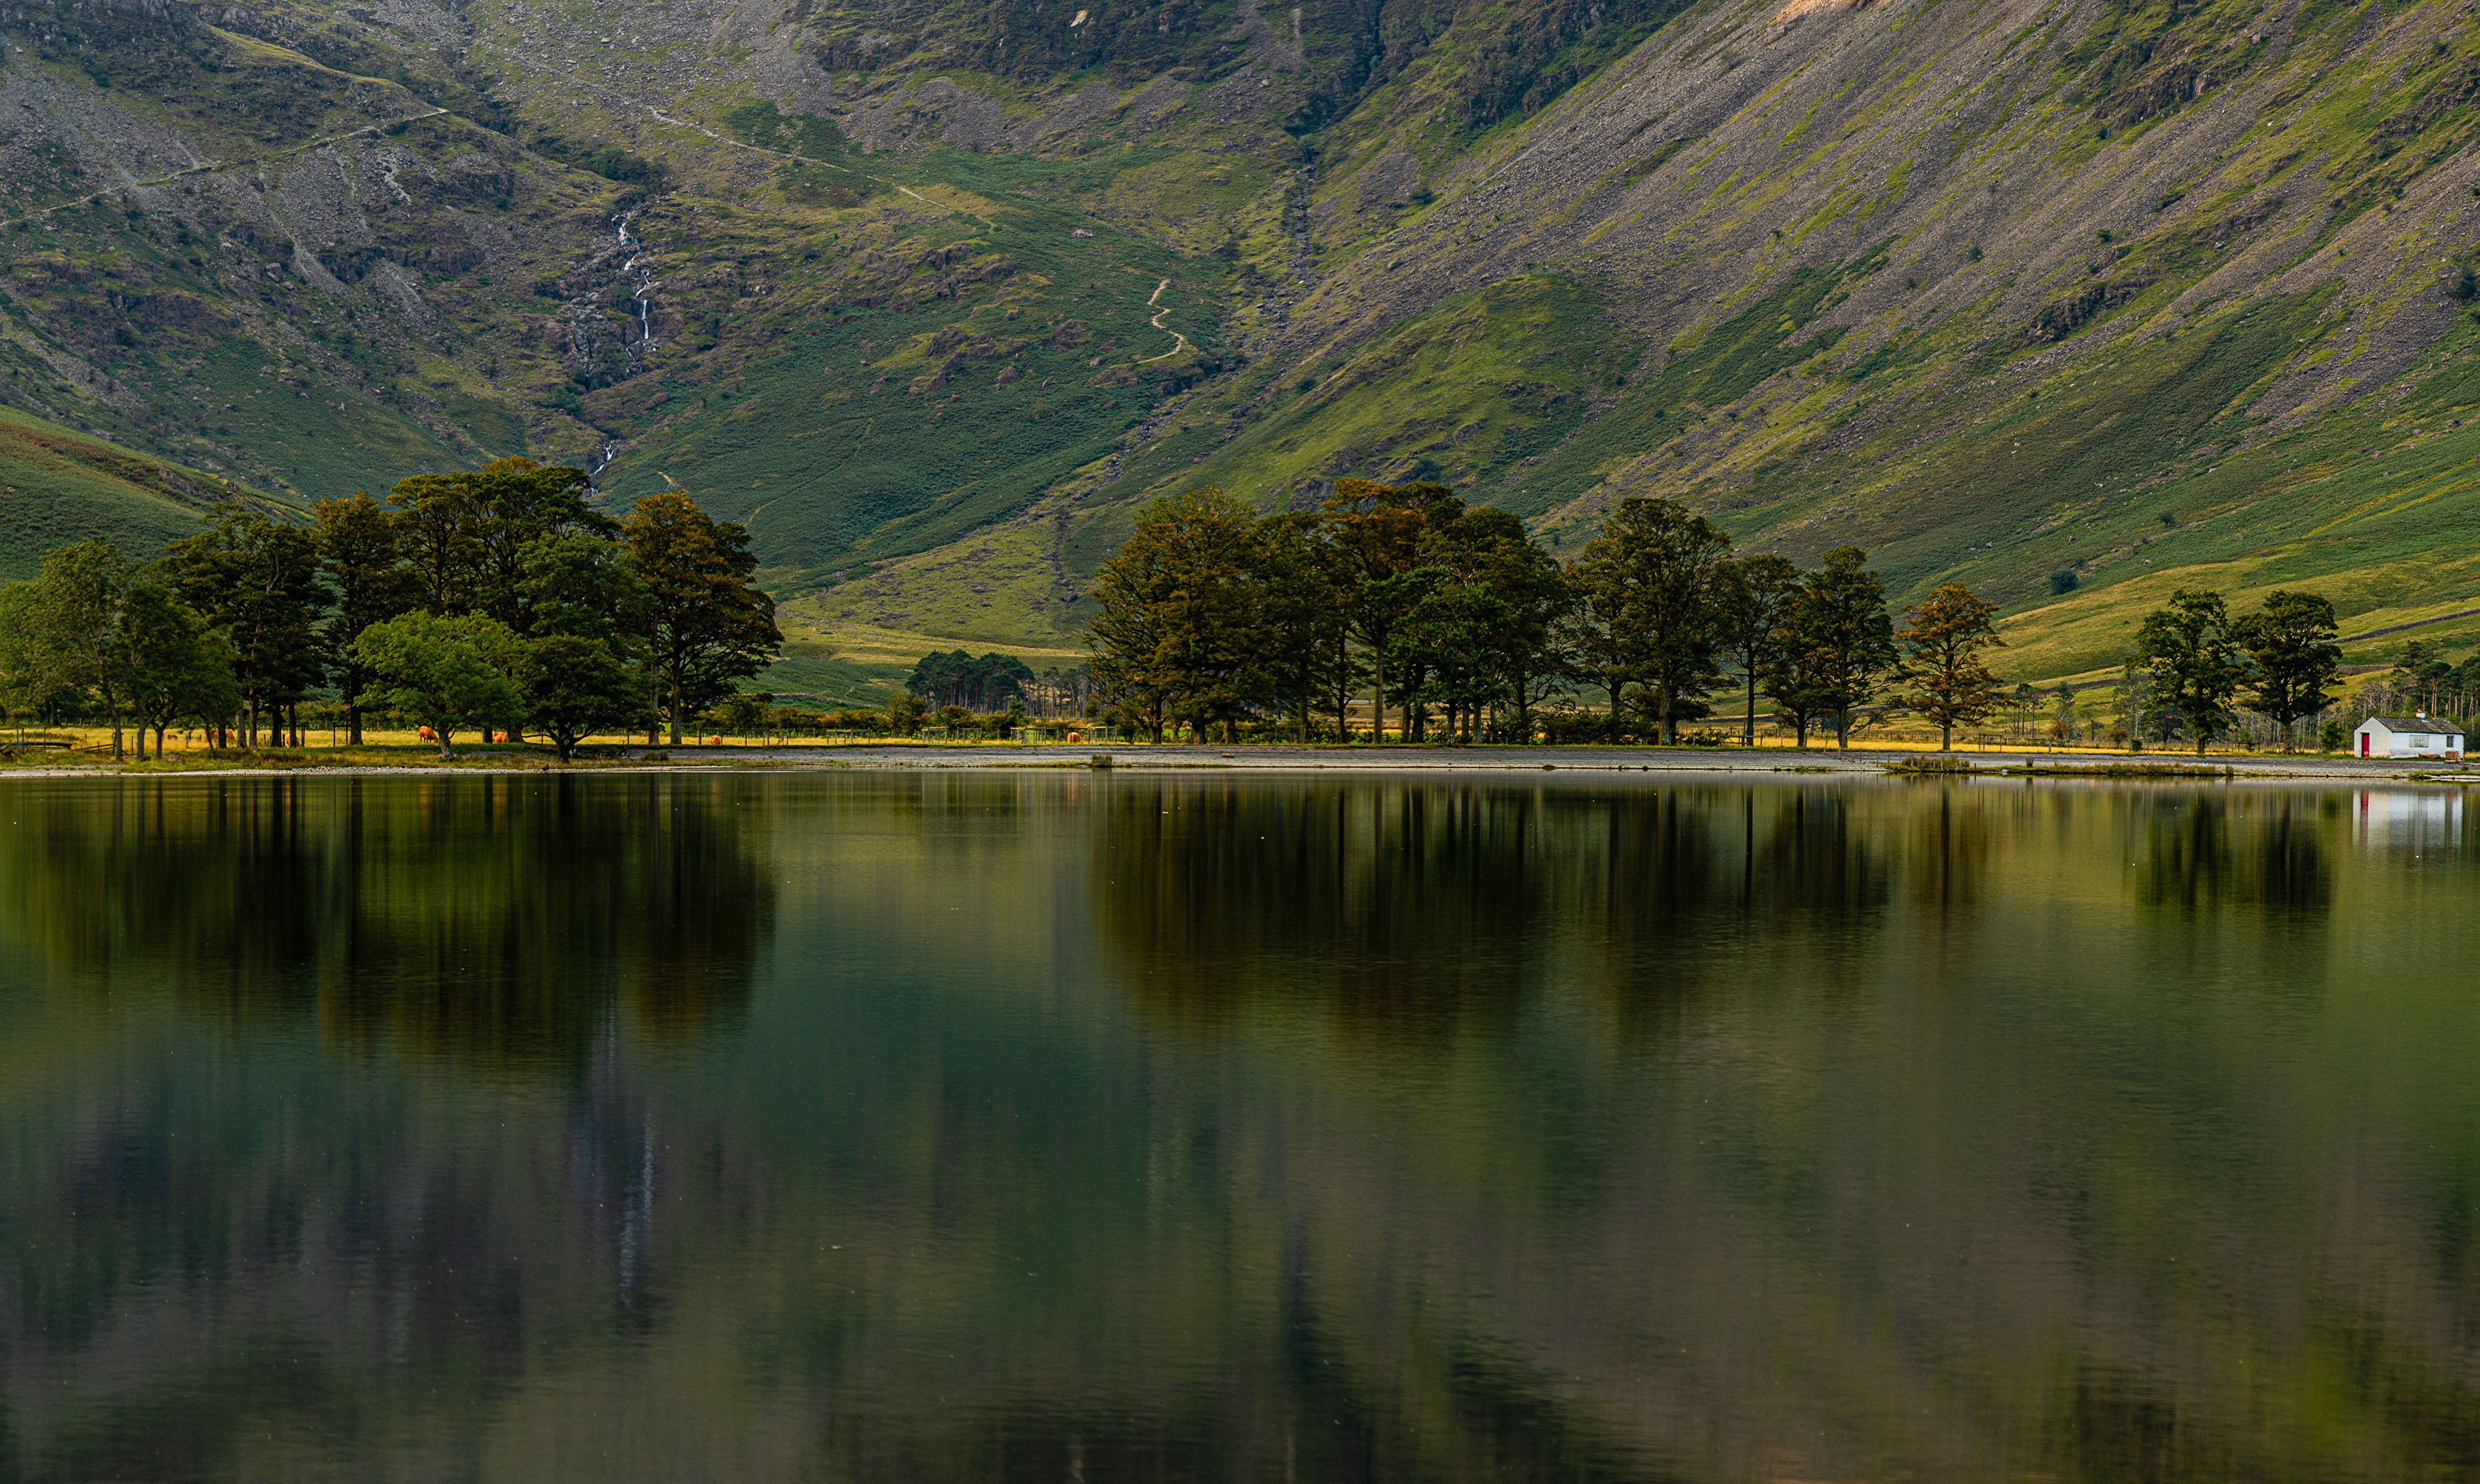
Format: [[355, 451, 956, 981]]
[[2355, 714, 2465, 759]]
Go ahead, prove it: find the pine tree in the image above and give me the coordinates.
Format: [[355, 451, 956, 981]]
[[2231, 590, 2340, 751], [1772, 547, 1895, 750], [2134, 589, 2245, 755], [623, 491, 783, 747], [1570, 497, 1732, 745], [314, 492, 417, 745]]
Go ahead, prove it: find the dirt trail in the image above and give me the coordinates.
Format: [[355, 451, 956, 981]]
[[0, 108, 448, 231], [1134, 278, 1191, 363]]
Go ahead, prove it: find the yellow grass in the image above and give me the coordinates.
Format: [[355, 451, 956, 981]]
[[1995, 548, 2480, 687]]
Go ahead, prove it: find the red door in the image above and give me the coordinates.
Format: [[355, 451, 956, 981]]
[[2360, 732, 2370, 756]]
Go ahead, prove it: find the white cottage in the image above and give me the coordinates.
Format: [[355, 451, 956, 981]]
[[2354, 714, 2465, 759]]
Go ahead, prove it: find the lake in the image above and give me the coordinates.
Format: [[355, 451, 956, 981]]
[[1, 771, 2476, 1482]]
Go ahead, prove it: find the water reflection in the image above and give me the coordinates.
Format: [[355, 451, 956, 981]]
[[1088, 778, 1896, 1041], [0, 775, 774, 1073], [2, 774, 2480, 1481], [2131, 791, 2334, 912]]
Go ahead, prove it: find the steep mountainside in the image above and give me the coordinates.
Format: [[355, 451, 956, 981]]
[[7, 0, 2480, 681]]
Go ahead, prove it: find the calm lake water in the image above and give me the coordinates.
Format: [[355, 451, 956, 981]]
[[1, 771, 2478, 1482]]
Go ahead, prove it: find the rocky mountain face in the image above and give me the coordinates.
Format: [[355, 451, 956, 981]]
[[4, 0, 2479, 675]]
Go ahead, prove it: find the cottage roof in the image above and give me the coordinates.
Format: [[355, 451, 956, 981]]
[[2365, 716, 2464, 734]]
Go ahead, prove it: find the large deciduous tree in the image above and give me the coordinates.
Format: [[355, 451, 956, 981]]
[[523, 634, 647, 762], [1086, 487, 1267, 744], [388, 471, 483, 617], [624, 491, 782, 746], [1412, 504, 1575, 742], [2231, 589, 2341, 750], [20, 540, 135, 758], [121, 580, 238, 760], [1896, 581, 2006, 751], [351, 611, 527, 759], [1253, 511, 1351, 743], [2134, 588, 2245, 755]]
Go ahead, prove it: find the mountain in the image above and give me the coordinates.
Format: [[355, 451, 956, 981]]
[[7, 0, 2480, 684]]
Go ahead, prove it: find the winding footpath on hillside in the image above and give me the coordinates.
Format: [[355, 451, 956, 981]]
[[0, 108, 449, 232], [1134, 278, 1190, 364]]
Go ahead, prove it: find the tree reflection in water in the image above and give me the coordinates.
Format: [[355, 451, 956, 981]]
[[0, 774, 773, 1071], [1, 774, 2479, 1482]]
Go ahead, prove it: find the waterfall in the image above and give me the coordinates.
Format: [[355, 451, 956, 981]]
[[567, 212, 665, 493], [614, 211, 656, 353], [562, 211, 662, 380]]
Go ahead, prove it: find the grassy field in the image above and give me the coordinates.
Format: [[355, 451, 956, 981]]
[[766, 603, 1086, 706]]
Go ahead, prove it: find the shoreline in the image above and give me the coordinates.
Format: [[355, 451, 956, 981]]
[[0, 742, 2470, 782]]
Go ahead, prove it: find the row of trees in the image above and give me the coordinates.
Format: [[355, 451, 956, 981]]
[[906, 650, 1036, 711], [0, 459, 781, 760], [1086, 482, 2361, 754], [1085, 480, 2016, 748], [2123, 588, 2344, 753]]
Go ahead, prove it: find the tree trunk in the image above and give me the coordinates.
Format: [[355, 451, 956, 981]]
[[1940, 719, 1952, 751], [1660, 683, 1676, 747], [1371, 651, 1386, 745], [669, 670, 684, 747], [155, 723, 168, 759], [348, 704, 364, 747], [1837, 708, 1851, 750], [1743, 667, 1758, 748]]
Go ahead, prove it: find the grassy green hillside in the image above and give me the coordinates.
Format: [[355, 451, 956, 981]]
[[0, 404, 281, 578]]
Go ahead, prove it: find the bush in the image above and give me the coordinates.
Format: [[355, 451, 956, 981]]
[[1541, 710, 1619, 745], [578, 147, 662, 187], [2319, 719, 2349, 754], [2048, 568, 2080, 595], [823, 707, 889, 734]]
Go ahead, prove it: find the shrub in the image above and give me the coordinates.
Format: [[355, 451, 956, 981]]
[[2048, 568, 2081, 595]]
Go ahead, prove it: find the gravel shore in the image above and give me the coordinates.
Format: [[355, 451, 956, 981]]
[[0, 744, 2469, 782]]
